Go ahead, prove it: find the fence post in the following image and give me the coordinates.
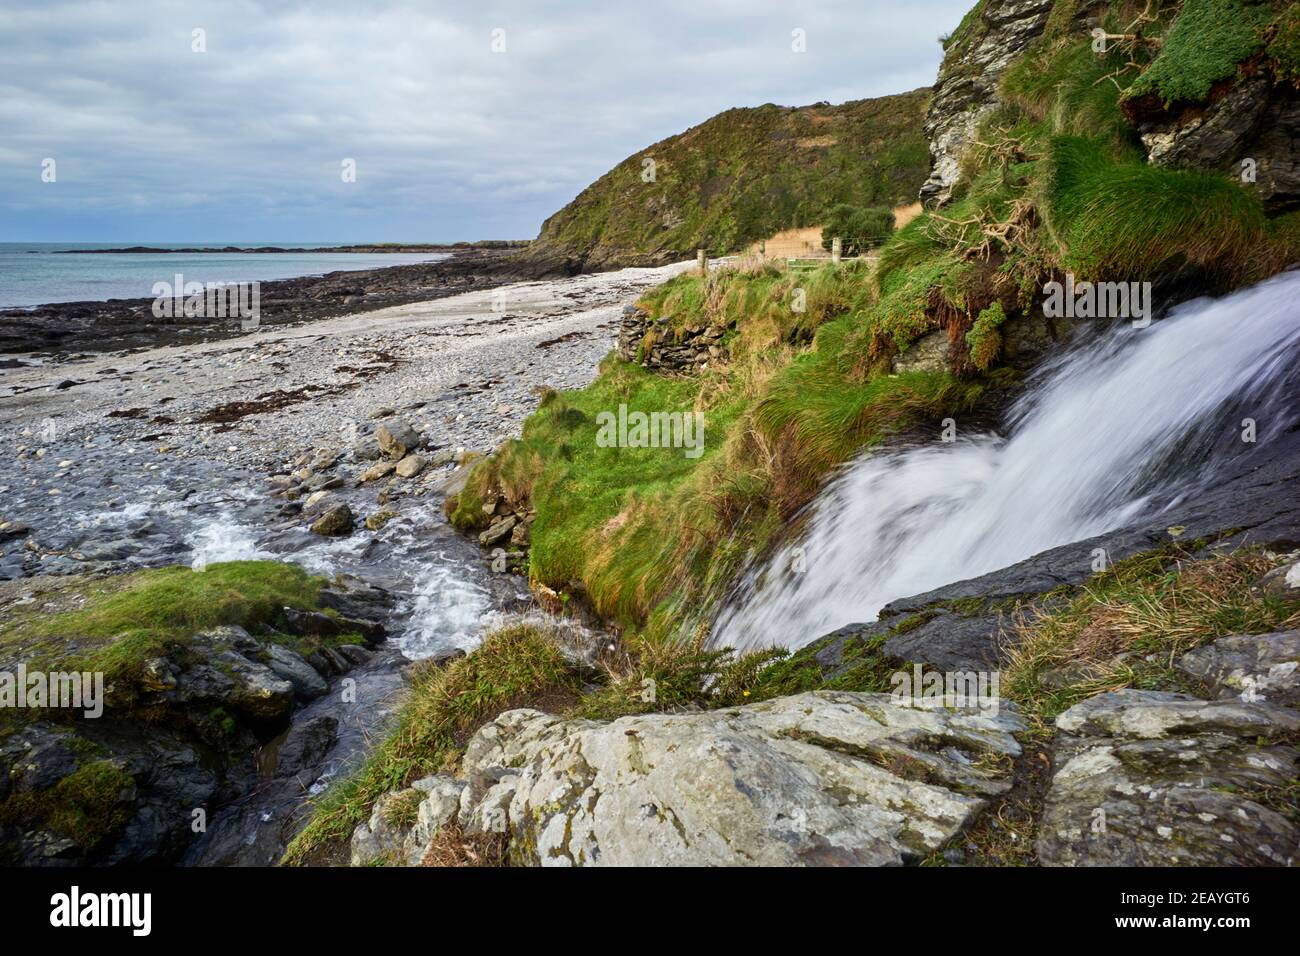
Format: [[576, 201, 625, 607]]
[[831, 237, 842, 265], [697, 248, 707, 275]]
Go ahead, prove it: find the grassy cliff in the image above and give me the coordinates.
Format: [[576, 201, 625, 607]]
[[516, 89, 931, 274]]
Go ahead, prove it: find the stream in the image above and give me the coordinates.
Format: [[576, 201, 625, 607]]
[[0, 432, 535, 864]]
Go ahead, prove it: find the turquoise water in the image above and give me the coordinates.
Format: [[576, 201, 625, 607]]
[[0, 243, 450, 309]]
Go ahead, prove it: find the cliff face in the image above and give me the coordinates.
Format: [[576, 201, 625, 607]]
[[517, 89, 931, 275], [919, 0, 1061, 207], [922, 0, 1300, 212]]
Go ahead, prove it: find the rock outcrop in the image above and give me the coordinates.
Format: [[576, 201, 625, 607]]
[[0, 582, 390, 866], [356, 691, 1027, 867], [919, 0, 1060, 207], [1037, 687, 1299, 866]]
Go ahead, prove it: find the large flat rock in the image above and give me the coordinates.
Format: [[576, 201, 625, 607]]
[[450, 691, 1025, 866]]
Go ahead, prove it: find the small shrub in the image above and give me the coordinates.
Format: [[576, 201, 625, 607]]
[[821, 204, 896, 255]]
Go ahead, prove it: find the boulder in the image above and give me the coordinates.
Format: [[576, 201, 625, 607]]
[[310, 504, 354, 537], [302, 490, 333, 512], [1253, 558, 1300, 600], [407, 775, 468, 862], [358, 461, 397, 483], [395, 454, 426, 479], [350, 788, 421, 866], [452, 691, 1025, 866], [478, 515, 517, 547], [1037, 689, 1299, 866], [377, 421, 421, 460], [350, 435, 381, 462]]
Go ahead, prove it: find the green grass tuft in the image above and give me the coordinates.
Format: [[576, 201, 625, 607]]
[[0, 759, 134, 853], [1124, 0, 1272, 106], [1044, 134, 1274, 282], [281, 623, 582, 864], [0, 561, 341, 686]]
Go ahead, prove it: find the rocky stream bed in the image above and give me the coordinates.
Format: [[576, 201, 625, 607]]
[[0, 262, 689, 864]]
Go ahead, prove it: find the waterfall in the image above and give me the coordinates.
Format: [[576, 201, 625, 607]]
[[711, 271, 1300, 652]]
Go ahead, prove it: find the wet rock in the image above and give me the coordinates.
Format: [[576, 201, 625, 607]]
[[336, 644, 373, 666], [317, 578, 392, 625], [891, 328, 950, 374], [303, 473, 344, 493], [310, 504, 354, 537], [281, 605, 384, 643], [1037, 689, 1299, 866], [264, 644, 328, 701], [1, 725, 82, 793], [377, 420, 421, 460], [479, 514, 517, 547], [0, 522, 32, 541], [171, 629, 297, 722], [427, 447, 457, 468], [365, 509, 397, 531], [273, 715, 339, 776], [452, 691, 1025, 866], [303, 490, 333, 512], [350, 435, 382, 462], [1175, 631, 1300, 709]]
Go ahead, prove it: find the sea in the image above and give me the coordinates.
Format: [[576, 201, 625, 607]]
[[0, 243, 450, 309]]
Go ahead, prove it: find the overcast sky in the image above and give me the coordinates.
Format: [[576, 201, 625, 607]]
[[0, 0, 972, 243]]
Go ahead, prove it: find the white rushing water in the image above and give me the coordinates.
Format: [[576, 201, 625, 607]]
[[712, 271, 1300, 652]]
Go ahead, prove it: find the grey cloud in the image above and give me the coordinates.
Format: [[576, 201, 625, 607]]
[[0, 0, 971, 241]]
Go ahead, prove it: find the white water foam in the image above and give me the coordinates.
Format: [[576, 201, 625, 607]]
[[711, 271, 1300, 651], [186, 513, 273, 569], [400, 556, 493, 659]]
